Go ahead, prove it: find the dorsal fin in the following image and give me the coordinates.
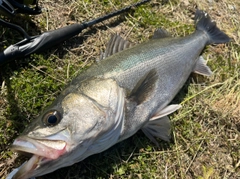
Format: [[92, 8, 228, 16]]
[[99, 34, 134, 61], [152, 28, 171, 39]]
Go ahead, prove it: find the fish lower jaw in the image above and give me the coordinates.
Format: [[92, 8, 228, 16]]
[[10, 137, 68, 179], [12, 137, 67, 160], [11, 155, 43, 179]]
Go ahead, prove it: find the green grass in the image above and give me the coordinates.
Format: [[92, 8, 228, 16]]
[[1, 0, 240, 178]]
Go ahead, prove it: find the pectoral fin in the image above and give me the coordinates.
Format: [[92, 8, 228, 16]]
[[193, 56, 213, 76], [141, 104, 181, 146], [130, 69, 158, 104]]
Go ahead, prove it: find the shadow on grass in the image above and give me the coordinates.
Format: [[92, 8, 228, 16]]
[[0, 70, 27, 136]]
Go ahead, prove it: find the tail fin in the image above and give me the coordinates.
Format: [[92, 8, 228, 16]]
[[195, 9, 230, 44]]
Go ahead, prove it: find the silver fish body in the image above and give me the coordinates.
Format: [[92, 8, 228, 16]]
[[74, 30, 210, 140], [8, 10, 230, 179]]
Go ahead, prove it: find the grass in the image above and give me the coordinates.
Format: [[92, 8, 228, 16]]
[[0, 0, 239, 178]]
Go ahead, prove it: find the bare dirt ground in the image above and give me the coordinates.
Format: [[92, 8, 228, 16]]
[[0, 0, 239, 178]]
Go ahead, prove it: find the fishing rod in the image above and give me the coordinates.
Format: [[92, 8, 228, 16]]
[[0, 0, 151, 65]]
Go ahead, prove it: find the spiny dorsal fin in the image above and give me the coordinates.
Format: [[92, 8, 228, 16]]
[[193, 56, 213, 76], [130, 69, 158, 104], [152, 28, 171, 39], [99, 34, 134, 61]]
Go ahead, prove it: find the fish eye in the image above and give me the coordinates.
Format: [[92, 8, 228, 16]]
[[43, 110, 62, 126]]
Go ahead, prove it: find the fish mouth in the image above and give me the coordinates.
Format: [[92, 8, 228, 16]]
[[12, 136, 67, 159], [10, 136, 67, 179]]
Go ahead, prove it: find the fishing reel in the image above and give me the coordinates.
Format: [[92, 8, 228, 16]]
[[0, 0, 41, 16], [0, 0, 150, 66]]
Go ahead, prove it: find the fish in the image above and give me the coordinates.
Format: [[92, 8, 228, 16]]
[[8, 9, 230, 179]]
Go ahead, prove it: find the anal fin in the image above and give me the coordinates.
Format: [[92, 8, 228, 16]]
[[193, 56, 213, 76]]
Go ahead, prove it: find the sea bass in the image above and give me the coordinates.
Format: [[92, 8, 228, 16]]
[[8, 10, 230, 179]]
